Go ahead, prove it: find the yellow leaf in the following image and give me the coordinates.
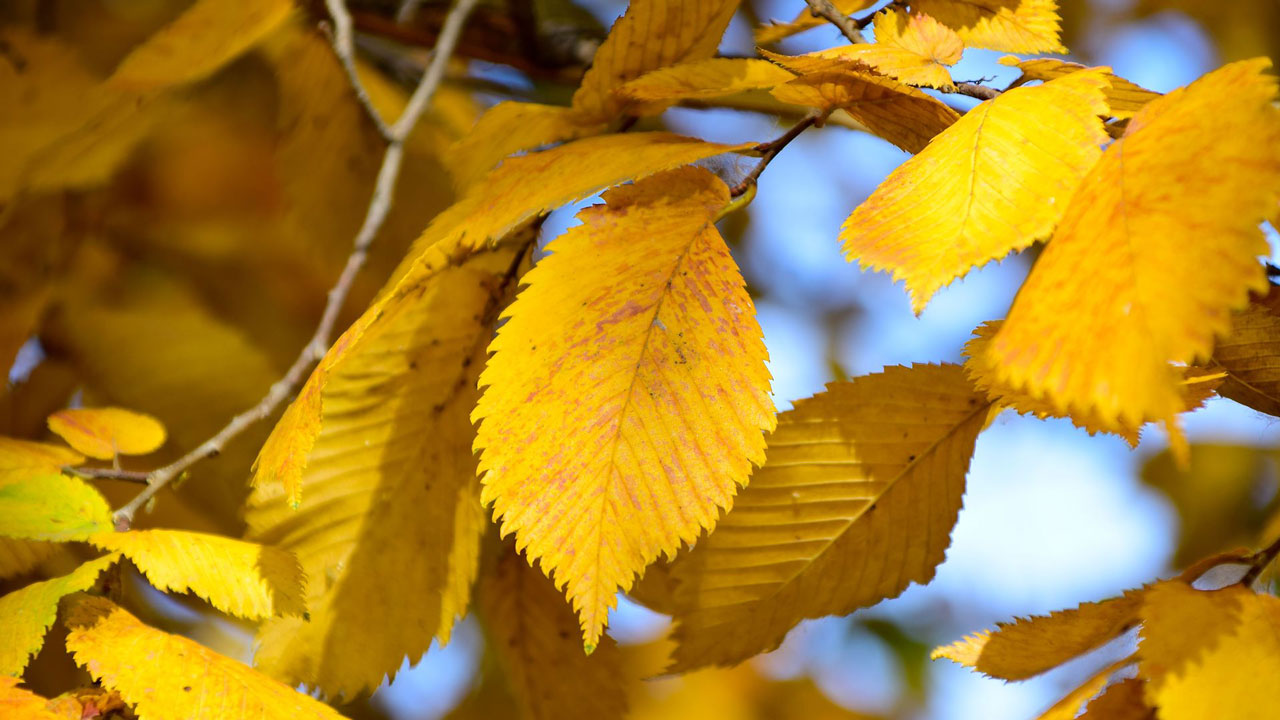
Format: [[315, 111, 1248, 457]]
[[47, 408, 167, 460], [474, 167, 774, 648], [448, 102, 607, 191], [0, 471, 114, 541], [911, 0, 1066, 53], [755, 0, 877, 45], [107, 0, 294, 91], [999, 55, 1160, 119], [0, 554, 119, 676], [87, 529, 303, 621], [964, 321, 1223, 444], [982, 59, 1280, 447], [617, 59, 795, 103], [820, 11, 964, 89], [63, 595, 348, 720], [249, 242, 526, 697], [391, 132, 751, 277], [0, 538, 54, 582], [0, 677, 62, 720], [0, 438, 83, 470], [572, 0, 739, 121], [770, 60, 960, 153], [667, 364, 988, 671], [1138, 581, 1245, 692], [842, 71, 1109, 312], [475, 539, 627, 719], [1213, 285, 1280, 417], [1034, 662, 1118, 720], [1080, 678, 1153, 719], [933, 588, 1143, 680], [1149, 589, 1280, 720]]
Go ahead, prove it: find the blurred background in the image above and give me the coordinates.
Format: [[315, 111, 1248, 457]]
[[3, 0, 1279, 718]]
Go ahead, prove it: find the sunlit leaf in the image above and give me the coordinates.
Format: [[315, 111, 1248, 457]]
[[911, 0, 1066, 53], [617, 59, 794, 103], [63, 595, 348, 720], [448, 102, 606, 191], [0, 553, 118, 676], [819, 10, 964, 89], [1138, 581, 1244, 690], [475, 167, 773, 648], [0, 438, 83, 471], [667, 364, 988, 671], [0, 677, 62, 720], [842, 71, 1109, 312], [47, 408, 166, 460], [982, 60, 1280, 451], [88, 529, 303, 621], [999, 55, 1160, 118], [0, 472, 113, 541]]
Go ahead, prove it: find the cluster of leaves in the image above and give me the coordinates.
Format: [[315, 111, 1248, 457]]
[[4, 0, 1280, 718]]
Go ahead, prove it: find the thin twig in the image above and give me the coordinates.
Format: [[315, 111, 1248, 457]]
[[950, 82, 1002, 101], [730, 113, 822, 197], [111, 0, 482, 531], [65, 467, 151, 484], [324, 0, 395, 140], [1241, 535, 1280, 587], [804, 0, 867, 44]]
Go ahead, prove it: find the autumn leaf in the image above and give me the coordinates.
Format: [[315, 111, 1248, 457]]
[[0, 538, 55, 582], [572, 0, 739, 121], [1137, 581, 1245, 691], [842, 70, 1110, 313], [999, 55, 1160, 118], [63, 595, 348, 720], [447, 102, 606, 191], [911, 0, 1066, 53], [666, 364, 988, 671], [0, 471, 113, 541], [1211, 285, 1280, 417], [87, 529, 303, 620], [47, 407, 166, 460], [932, 587, 1144, 680], [1079, 678, 1153, 719], [0, 553, 118, 676], [770, 58, 960, 153], [249, 242, 527, 697], [0, 677, 62, 720], [0, 437, 83, 470], [1034, 662, 1122, 720], [475, 538, 627, 720], [755, 0, 877, 45], [617, 59, 795, 103], [981, 59, 1280, 451], [474, 167, 774, 648], [820, 10, 964, 89], [107, 0, 293, 91]]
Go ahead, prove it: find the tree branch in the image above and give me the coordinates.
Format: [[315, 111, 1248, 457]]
[[950, 82, 1002, 101], [65, 467, 151, 484], [111, 0, 482, 531], [804, 0, 867, 44], [730, 112, 822, 197], [1241, 535, 1280, 587]]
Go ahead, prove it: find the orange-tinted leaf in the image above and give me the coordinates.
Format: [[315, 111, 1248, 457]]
[[0, 677, 62, 720], [821, 10, 964, 89], [1079, 679, 1153, 720], [63, 595, 347, 720], [447, 102, 606, 191], [911, 0, 1066, 53], [474, 168, 773, 648], [47, 408, 166, 460], [1213, 286, 1280, 417], [999, 55, 1160, 118], [982, 60, 1280, 449], [573, 0, 739, 121], [842, 71, 1109, 312], [0, 554, 119, 676]]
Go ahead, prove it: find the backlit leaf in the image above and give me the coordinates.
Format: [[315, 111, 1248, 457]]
[[1138, 581, 1244, 691], [933, 588, 1143, 680], [1212, 285, 1280, 417], [755, 1, 877, 45], [107, 0, 294, 91], [821, 11, 964, 89], [617, 59, 794, 103], [1079, 679, 1153, 720], [448, 102, 606, 191], [770, 59, 960, 153], [47, 408, 166, 460], [88, 529, 303, 621], [0, 553, 118, 676], [1035, 663, 1118, 720], [842, 71, 1109, 312], [249, 242, 526, 697], [0, 438, 83, 471], [63, 595, 348, 720], [475, 167, 773, 648], [572, 0, 739, 121], [476, 539, 627, 719], [667, 364, 988, 671], [999, 56, 1160, 118], [0, 677, 61, 719], [0, 472, 113, 541], [911, 0, 1066, 53], [981, 60, 1280, 449]]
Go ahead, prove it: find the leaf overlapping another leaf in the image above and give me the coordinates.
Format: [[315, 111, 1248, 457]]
[[1212, 285, 1280, 417], [912, 0, 1067, 54], [820, 10, 965, 89], [999, 56, 1160, 118], [0, 471, 113, 541], [475, 167, 774, 648], [665, 364, 989, 671], [981, 59, 1280, 453], [47, 407, 166, 460], [0, 554, 119, 676], [842, 70, 1110, 313], [617, 59, 795, 103]]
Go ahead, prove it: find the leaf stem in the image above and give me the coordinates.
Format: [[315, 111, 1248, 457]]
[[110, 0, 481, 531], [1241, 535, 1280, 587], [730, 112, 822, 197]]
